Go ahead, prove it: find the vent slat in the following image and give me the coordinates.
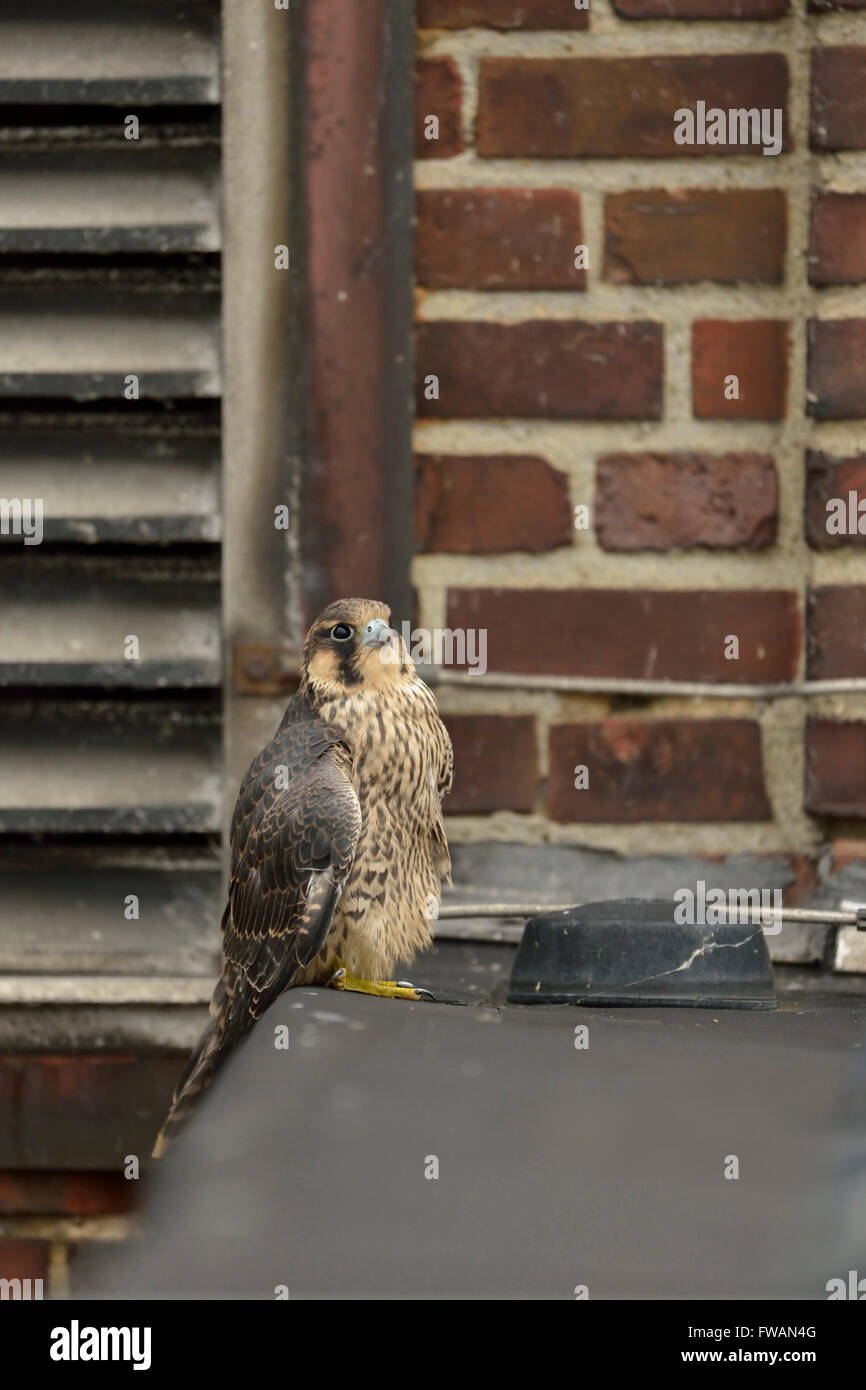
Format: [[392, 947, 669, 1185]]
[[0, 428, 220, 543], [0, 860, 221, 976], [0, 564, 221, 687], [0, 6, 220, 107], [0, 700, 222, 833], [0, 148, 220, 253], [0, 287, 219, 398]]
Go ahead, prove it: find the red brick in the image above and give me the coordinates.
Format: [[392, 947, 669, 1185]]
[[808, 319, 866, 419], [415, 454, 572, 553], [805, 720, 866, 818], [0, 1055, 182, 1168], [415, 320, 663, 419], [415, 189, 586, 290], [445, 588, 800, 681], [477, 56, 790, 158], [595, 452, 778, 552], [781, 855, 821, 906], [616, 0, 787, 12], [604, 189, 786, 286], [807, 587, 866, 679], [830, 838, 866, 870], [548, 719, 772, 823], [809, 194, 866, 286], [419, 0, 588, 27], [415, 58, 463, 159], [0, 1239, 47, 1286], [692, 320, 789, 420], [0, 1172, 136, 1217], [810, 48, 866, 152], [805, 451, 866, 549], [445, 714, 538, 814]]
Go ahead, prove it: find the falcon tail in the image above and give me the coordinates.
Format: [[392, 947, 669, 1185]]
[[152, 971, 254, 1158]]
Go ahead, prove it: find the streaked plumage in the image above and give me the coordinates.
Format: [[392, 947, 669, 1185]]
[[153, 599, 452, 1155]]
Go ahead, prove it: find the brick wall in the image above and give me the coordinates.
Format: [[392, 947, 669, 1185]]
[[413, 0, 866, 927], [0, 1170, 137, 1299], [0, 1052, 181, 1297]]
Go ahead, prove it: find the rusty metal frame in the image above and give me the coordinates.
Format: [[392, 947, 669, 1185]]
[[297, 0, 415, 627]]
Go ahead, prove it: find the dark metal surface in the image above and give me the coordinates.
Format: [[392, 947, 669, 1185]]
[[78, 940, 866, 1300]]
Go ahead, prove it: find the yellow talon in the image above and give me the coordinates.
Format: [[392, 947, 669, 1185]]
[[328, 967, 433, 1002]]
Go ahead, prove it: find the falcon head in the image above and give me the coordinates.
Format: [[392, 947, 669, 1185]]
[[302, 598, 412, 696]]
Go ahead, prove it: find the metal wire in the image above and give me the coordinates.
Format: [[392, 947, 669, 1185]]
[[418, 669, 866, 701], [437, 902, 866, 927]]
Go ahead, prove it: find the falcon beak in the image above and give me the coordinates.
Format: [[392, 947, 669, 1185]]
[[359, 618, 393, 649]]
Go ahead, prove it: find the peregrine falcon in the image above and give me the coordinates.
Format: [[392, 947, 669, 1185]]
[[153, 598, 453, 1155]]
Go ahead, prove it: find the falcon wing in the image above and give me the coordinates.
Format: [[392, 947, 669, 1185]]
[[220, 721, 361, 1021], [152, 703, 360, 1155]]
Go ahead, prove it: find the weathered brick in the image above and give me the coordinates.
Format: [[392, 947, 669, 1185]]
[[0, 1239, 47, 1285], [692, 320, 789, 420], [810, 48, 866, 152], [805, 451, 866, 549], [0, 1055, 182, 1168], [830, 838, 866, 870], [548, 719, 772, 823], [807, 319, 866, 419], [415, 321, 663, 419], [616, 0, 787, 13], [0, 1172, 136, 1217], [809, 193, 866, 286], [604, 189, 786, 286], [444, 714, 538, 814], [595, 452, 778, 551], [415, 189, 585, 290], [445, 588, 800, 681], [807, 587, 866, 679], [780, 855, 821, 908], [477, 56, 790, 158], [805, 720, 866, 818], [415, 58, 463, 159], [415, 454, 572, 553], [419, 0, 589, 27]]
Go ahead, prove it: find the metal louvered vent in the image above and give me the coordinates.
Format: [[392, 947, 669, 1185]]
[[0, 0, 224, 989]]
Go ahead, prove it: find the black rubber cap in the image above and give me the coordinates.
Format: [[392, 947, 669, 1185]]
[[508, 898, 777, 1009]]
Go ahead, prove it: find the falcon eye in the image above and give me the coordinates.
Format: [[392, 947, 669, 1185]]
[[330, 623, 354, 642]]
